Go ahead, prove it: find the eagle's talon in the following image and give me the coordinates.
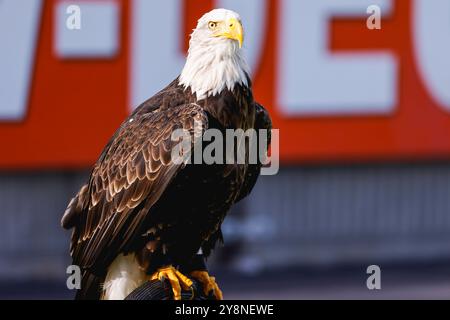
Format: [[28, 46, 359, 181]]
[[190, 271, 223, 300], [150, 265, 193, 300]]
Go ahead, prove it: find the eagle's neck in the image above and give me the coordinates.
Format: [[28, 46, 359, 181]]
[[179, 41, 250, 101]]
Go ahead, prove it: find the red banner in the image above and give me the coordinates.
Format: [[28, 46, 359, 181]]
[[1, 0, 450, 168]]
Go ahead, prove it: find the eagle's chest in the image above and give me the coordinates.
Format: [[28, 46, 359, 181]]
[[175, 162, 247, 215], [205, 163, 247, 202], [199, 86, 255, 130]]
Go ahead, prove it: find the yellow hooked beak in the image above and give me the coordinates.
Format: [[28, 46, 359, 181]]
[[216, 18, 244, 48]]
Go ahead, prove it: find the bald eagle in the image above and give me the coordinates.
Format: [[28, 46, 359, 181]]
[[61, 8, 272, 300]]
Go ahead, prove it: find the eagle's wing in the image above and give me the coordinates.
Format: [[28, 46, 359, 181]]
[[235, 102, 272, 203], [62, 103, 208, 272], [201, 102, 272, 257]]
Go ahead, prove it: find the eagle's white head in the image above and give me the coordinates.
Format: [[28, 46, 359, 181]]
[[179, 9, 250, 101]]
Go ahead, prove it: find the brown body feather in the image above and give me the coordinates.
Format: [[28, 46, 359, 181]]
[[62, 77, 272, 299]]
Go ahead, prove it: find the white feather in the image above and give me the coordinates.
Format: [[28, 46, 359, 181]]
[[102, 254, 148, 300], [179, 9, 250, 100]]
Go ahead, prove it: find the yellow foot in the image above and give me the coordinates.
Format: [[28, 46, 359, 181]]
[[190, 271, 223, 300], [150, 265, 193, 300]]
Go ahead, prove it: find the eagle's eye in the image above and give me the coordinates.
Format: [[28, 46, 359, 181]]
[[208, 21, 218, 30]]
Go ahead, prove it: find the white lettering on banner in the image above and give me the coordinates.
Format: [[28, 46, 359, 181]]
[[278, 0, 398, 116], [413, 0, 450, 113], [0, 0, 43, 121], [0, 1, 449, 121], [130, 0, 185, 109], [55, 1, 120, 58], [130, 0, 266, 109]]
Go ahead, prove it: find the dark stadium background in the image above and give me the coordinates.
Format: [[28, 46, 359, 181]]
[[1, 0, 450, 299]]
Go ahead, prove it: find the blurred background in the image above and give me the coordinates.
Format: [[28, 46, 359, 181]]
[[1, 0, 450, 299]]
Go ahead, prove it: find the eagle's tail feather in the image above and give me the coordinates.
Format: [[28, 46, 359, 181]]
[[102, 254, 148, 300]]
